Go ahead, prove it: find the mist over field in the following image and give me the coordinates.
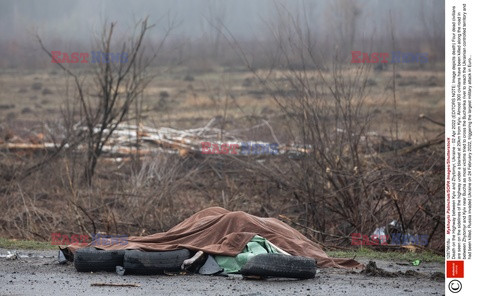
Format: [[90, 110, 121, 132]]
[[1, 0, 444, 68]]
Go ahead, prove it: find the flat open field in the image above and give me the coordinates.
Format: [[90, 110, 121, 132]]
[[0, 65, 444, 140]]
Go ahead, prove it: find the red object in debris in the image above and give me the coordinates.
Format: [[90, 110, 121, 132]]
[[446, 260, 464, 278]]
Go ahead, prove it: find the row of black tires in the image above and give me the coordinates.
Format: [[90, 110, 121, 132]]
[[74, 248, 191, 275], [74, 248, 316, 279]]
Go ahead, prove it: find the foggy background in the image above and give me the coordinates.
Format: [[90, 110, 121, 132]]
[[0, 0, 445, 68]]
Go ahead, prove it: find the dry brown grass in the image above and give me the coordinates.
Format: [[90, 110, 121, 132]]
[[0, 65, 444, 251]]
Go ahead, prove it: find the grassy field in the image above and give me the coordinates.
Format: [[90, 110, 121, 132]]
[[0, 65, 444, 139], [0, 237, 57, 250]]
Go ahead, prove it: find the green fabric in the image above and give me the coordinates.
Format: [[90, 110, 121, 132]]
[[412, 260, 421, 266], [214, 235, 279, 273]]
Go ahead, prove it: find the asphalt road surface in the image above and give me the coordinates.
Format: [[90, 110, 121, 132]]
[[0, 249, 444, 296]]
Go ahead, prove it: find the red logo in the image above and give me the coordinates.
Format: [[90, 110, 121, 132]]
[[351, 51, 389, 64], [51, 233, 89, 245], [351, 51, 428, 63], [447, 261, 464, 278]]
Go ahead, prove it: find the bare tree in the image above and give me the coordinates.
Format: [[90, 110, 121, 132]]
[[419, 0, 445, 60], [37, 18, 172, 185], [326, 0, 362, 60], [206, 0, 228, 58], [220, 3, 377, 237], [220, 3, 443, 247]]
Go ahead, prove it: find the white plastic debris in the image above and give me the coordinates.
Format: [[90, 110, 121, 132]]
[[372, 227, 388, 244], [6, 251, 18, 260]]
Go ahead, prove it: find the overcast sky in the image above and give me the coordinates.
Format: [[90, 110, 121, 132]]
[[0, 0, 444, 44]]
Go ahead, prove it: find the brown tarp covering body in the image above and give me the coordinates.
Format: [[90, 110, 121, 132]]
[[70, 207, 363, 269]]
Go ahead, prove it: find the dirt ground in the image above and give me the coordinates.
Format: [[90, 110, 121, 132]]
[[0, 248, 444, 296]]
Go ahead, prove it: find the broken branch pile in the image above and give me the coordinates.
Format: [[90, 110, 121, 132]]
[[0, 123, 311, 159]]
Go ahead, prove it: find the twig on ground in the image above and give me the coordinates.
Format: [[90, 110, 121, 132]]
[[91, 283, 140, 287], [419, 114, 445, 127]]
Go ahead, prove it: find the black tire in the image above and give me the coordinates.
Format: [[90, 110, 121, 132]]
[[239, 254, 317, 279], [123, 249, 191, 275], [74, 248, 125, 272]]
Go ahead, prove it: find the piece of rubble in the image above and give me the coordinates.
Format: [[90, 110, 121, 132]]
[[6, 251, 18, 260]]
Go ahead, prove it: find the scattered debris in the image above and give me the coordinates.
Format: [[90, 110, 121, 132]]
[[57, 250, 67, 264], [412, 260, 421, 266], [198, 255, 224, 275], [116, 266, 126, 276], [371, 226, 388, 244], [362, 261, 438, 280], [0, 122, 311, 159], [362, 261, 398, 277], [0, 252, 54, 259], [6, 251, 18, 260]]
